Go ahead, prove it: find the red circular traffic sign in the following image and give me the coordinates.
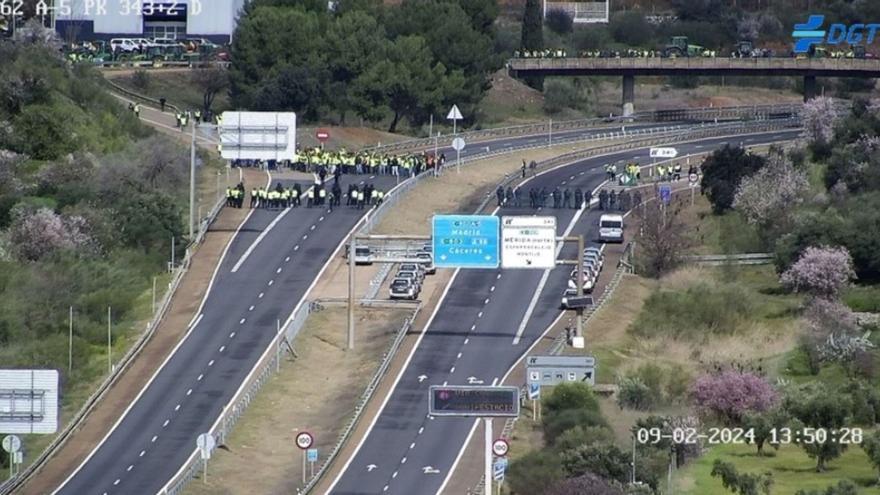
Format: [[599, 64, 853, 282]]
[[316, 129, 330, 142], [492, 438, 509, 457], [295, 431, 314, 450]]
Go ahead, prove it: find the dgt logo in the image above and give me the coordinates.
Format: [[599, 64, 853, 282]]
[[792, 15, 880, 53]]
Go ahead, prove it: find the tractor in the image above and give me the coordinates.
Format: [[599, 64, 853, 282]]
[[663, 36, 708, 58]]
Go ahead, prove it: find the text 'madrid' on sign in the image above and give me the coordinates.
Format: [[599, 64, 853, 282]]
[[501, 216, 557, 269], [428, 385, 520, 417], [432, 215, 500, 269], [792, 15, 880, 53]]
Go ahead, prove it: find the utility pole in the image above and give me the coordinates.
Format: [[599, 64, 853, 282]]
[[107, 306, 112, 374], [190, 121, 197, 241], [68, 306, 73, 374], [347, 236, 355, 350]]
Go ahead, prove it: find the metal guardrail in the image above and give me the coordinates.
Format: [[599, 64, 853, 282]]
[[101, 76, 182, 115], [685, 253, 774, 265], [1, 193, 227, 495], [159, 299, 316, 495], [298, 306, 421, 494], [362, 103, 802, 155]]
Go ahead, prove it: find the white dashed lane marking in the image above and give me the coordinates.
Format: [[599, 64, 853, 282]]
[[208, 359, 214, 366], [240, 318, 246, 324], [151, 436, 157, 443], [464, 338, 469, 344], [186, 389, 192, 396], [457, 352, 462, 359], [276, 267, 282, 274], [268, 280, 274, 286], [249, 305, 254, 311], [285, 256, 290, 262], [163, 419, 169, 427], [450, 366, 455, 373], [174, 404, 180, 411], [139, 450, 145, 457], [197, 374, 203, 381], [113, 479, 120, 486], [294, 246, 299, 251], [127, 465, 133, 472]]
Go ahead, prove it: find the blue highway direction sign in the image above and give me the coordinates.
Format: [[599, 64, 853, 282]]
[[432, 215, 499, 269]]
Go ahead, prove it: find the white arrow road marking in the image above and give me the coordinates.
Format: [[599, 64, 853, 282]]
[[418, 375, 428, 383], [366, 464, 378, 472], [467, 377, 484, 384], [422, 466, 441, 474]]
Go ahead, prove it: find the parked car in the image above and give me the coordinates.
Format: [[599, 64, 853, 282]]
[[415, 252, 436, 274], [152, 37, 182, 48], [110, 38, 139, 53], [568, 275, 595, 294], [399, 263, 425, 279], [396, 270, 422, 290], [583, 246, 604, 265], [389, 279, 417, 300]]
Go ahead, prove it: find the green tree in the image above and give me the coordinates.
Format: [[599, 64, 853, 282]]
[[229, 6, 329, 119], [561, 442, 630, 484], [383, 0, 496, 116], [783, 383, 852, 472], [610, 11, 653, 46], [863, 430, 880, 485], [325, 10, 386, 123], [710, 460, 774, 495], [795, 480, 859, 495], [350, 35, 456, 132], [700, 145, 766, 214], [544, 382, 600, 415], [520, 0, 544, 90], [742, 408, 790, 456]]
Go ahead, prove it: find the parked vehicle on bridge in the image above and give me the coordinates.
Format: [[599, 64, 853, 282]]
[[663, 36, 709, 57], [851, 45, 876, 59], [598, 214, 624, 243], [732, 40, 773, 58]]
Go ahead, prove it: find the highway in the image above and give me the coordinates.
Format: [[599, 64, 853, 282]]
[[45, 119, 696, 495], [326, 129, 801, 495], [52, 174, 399, 494]]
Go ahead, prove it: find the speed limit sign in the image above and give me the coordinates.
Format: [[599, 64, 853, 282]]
[[492, 438, 509, 457], [295, 431, 314, 450]]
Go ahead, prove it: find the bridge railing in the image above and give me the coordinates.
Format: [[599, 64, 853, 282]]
[[509, 57, 880, 72]]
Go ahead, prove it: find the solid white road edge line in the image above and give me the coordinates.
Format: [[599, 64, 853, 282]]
[[51, 169, 271, 495], [323, 268, 462, 494], [230, 206, 292, 273], [163, 169, 416, 495]]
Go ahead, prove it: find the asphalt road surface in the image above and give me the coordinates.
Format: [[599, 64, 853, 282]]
[[53, 173, 397, 495], [327, 129, 801, 495], [49, 120, 697, 495]]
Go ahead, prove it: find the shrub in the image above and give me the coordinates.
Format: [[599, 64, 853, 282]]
[[629, 282, 756, 339], [545, 9, 573, 35], [617, 376, 654, 411], [507, 450, 564, 495], [690, 370, 778, 424], [543, 408, 609, 445], [543, 80, 577, 115]]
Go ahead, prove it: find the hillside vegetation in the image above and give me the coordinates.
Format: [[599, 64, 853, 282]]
[[0, 37, 200, 474]]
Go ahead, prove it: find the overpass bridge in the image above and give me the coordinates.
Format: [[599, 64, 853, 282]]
[[508, 57, 880, 115]]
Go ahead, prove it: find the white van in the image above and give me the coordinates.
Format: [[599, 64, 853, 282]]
[[598, 214, 624, 243]]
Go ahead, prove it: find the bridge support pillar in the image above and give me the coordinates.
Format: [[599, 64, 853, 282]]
[[803, 75, 817, 102], [622, 75, 635, 117]]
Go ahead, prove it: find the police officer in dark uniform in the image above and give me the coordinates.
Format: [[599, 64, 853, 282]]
[[332, 181, 342, 207], [540, 188, 548, 208], [619, 190, 630, 212], [563, 189, 572, 209], [609, 190, 617, 209], [574, 188, 583, 209], [529, 188, 537, 208], [513, 187, 522, 207], [599, 189, 608, 210], [496, 186, 505, 206], [506, 187, 514, 206], [585, 189, 593, 208]]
